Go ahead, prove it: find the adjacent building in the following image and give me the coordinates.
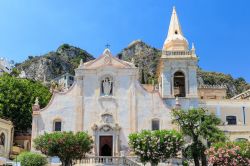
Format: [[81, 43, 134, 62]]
[[51, 73, 75, 91]]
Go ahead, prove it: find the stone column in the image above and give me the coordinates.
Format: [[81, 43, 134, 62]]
[[114, 124, 120, 156], [31, 97, 40, 151]]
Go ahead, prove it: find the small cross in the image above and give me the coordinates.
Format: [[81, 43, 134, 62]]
[[105, 43, 111, 49]]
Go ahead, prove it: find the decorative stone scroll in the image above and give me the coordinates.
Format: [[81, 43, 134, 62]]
[[104, 55, 111, 64], [100, 124, 113, 132]]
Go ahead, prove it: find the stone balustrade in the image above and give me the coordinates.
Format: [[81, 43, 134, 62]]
[[75, 156, 183, 166], [162, 50, 194, 56], [199, 84, 227, 89], [75, 156, 141, 166]]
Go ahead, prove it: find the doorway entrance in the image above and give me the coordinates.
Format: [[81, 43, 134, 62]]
[[99, 136, 113, 156]]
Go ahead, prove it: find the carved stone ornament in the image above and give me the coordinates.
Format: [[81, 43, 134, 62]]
[[100, 124, 112, 132], [104, 55, 111, 64], [101, 113, 113, 124]]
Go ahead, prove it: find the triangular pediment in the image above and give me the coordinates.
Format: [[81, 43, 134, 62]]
[[78, 49, 135, 69]]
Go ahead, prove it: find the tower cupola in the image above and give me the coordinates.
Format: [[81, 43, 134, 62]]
[[163, 7, 189, 51]]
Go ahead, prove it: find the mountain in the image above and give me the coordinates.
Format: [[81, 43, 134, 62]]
[[15, 41, 250, 98], [16, 44, 95, 81]]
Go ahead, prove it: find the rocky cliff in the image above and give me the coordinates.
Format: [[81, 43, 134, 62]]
[[16, 44, 94, 81], [117, 40, 161, 84], [15, 41, 249, 98]]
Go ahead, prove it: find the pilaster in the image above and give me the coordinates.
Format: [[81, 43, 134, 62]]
[[75, 75, 84, 132]]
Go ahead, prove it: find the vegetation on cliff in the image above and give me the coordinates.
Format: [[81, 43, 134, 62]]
[[197, 70, 250, 98]]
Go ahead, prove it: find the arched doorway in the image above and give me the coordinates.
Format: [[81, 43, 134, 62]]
[[173, 71, 186, 97]]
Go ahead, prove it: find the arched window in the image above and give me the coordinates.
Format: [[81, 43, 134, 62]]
[[54, 120, 62, 131], [101, 76, 113, 96], [152, 119, 160, 131], [0, 133, 5, 146], [226, 116, 237, 125], [173, 71, 186, 97]]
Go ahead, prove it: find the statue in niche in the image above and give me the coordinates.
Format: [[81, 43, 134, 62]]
[[102, 77, 112, 96]]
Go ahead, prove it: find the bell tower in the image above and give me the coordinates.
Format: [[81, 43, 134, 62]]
[[159, 7, 198, 99]]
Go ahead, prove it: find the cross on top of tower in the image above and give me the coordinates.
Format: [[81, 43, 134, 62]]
[[105, 43, 111, 49]]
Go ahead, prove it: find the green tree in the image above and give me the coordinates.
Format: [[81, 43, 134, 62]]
[[0, 73, 51, 131], [34, 131, 93, 166], [129, 130, 184, 166], [17, 151, 48, 166], [172, 108, 226, 166]]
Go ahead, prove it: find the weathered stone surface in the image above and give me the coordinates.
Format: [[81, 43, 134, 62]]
[[16, 44, 94, 82]]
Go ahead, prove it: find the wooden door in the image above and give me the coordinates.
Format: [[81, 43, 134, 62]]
[[99, 136, 113, 156]]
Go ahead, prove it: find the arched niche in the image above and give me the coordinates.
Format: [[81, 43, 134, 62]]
[[0, 132, 5, 146], [173, 71, 186, 97], [100, 75, 114, 96]]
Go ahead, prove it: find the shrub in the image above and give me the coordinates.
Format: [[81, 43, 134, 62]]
[[17, 151, 47, 166], [61, 43, 70, 49], [205, 141, 250, 165], [34, 131, 93, 166], [129, 130, 183, 166]]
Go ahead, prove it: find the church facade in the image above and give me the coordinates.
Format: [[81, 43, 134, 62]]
[[31, 7, 250, 156]]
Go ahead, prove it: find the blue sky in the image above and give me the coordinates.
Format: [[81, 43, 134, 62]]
[[0, 0, 249, 82]]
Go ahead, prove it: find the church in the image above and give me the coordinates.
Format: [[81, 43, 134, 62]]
[[31, 7, 250, 156]]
